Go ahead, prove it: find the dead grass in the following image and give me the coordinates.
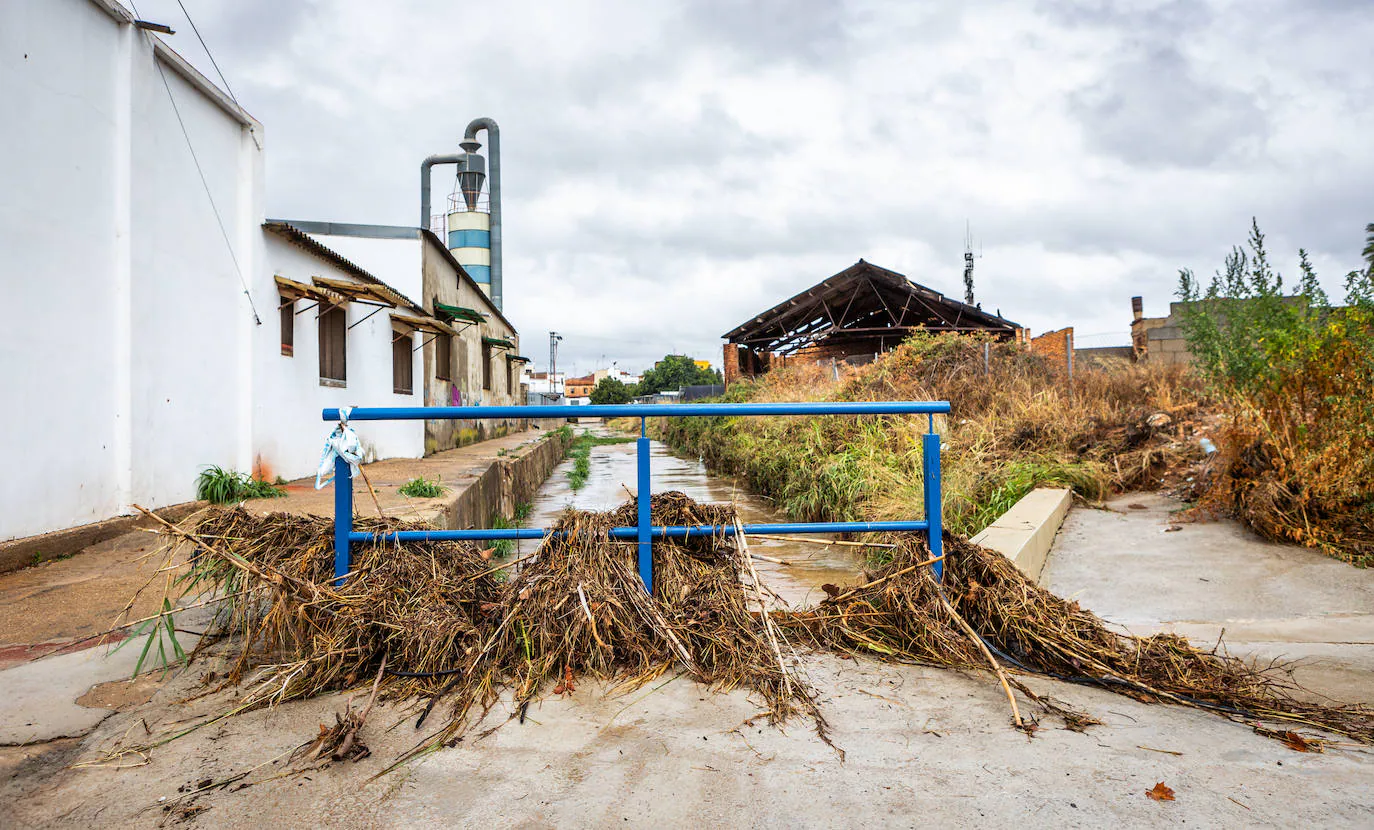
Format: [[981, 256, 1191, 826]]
[[104, 495, 1374, 775], [655, 335, 1206, 537], [791, 536, 1374, 743]]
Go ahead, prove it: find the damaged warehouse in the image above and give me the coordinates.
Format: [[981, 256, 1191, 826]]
[[722, 260, 1023, 385]]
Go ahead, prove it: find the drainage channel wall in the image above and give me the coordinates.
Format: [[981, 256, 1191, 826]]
[[436, 429, 573, 529], [969, 487, 1072, 583]]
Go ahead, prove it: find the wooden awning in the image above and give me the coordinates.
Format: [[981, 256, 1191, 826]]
[[275, 275, 346, 306], [391, 312, 457, 336], [312, 275, 409, 308]]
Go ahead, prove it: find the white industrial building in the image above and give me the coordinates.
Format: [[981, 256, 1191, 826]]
[[0, 0, 523, 543]]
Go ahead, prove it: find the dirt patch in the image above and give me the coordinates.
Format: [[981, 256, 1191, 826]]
[[76, 674, 168, 711]]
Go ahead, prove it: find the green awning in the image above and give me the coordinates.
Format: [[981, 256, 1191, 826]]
[[435, 302, 487, 325], [505, 354, 532, 363], [482, 336, 516, 350]]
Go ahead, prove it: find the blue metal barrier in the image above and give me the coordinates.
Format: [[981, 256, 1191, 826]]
[[323, 401, 949, 592]]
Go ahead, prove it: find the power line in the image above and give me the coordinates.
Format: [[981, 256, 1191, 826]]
[[151, 52, 262, 325], [173, 0, 239, 110]]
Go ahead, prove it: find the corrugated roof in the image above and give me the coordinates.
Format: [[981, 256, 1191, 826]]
[[264, 221, 424, 315]]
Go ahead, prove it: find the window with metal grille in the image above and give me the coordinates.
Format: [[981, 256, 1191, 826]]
[[436, 333, 452, 381], [393, 329, 413, 395], [280, 295, 294, 356], [319, 304, 347, 385], [482, 340, 492, 390]]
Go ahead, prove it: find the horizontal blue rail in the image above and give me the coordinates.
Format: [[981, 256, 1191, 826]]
[[326, 401, 947, 592], [350, 520, 930, 544], [323, 401, 950, 422]]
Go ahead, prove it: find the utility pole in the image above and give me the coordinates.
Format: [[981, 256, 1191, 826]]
[[549, 331, 563, 397]]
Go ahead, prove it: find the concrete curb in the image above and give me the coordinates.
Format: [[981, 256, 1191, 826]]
[[969, 487, 1072, 582]]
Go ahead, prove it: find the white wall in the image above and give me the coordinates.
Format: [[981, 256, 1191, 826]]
[[1, 1, 129, 537], [254, 234, 424, 481], [127, 44, 257, 511], [0, 1, 266, 540]]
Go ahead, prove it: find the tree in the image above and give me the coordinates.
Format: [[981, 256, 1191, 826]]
[[636, 355, 722, 395], [589, 376, 634, 405]]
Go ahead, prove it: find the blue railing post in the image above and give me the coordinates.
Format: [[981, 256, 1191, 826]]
[[637, 418, 653, 593], [922, 427, 943, 582], [333, 455, 353, 586]]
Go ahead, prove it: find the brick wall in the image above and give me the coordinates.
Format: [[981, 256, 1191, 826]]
[[723, 343, 773, 389], [1030, 327, 1074, 370], [1074, 345, 1135, 368]]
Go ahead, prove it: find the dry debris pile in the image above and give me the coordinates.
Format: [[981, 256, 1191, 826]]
[[128, 495, 1373, 772], [153, 495, 820, 768], [793, 537, 1374, 743]]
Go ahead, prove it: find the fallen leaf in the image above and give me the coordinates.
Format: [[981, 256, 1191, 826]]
[[479, 547, 495, 561], [1280, 731, 1319, 753], [1127, 503, 1148, 510], [1146, 782, 1175, 802]]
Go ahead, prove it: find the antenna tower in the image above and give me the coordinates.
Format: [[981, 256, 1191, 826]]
[[963, 221, 977, 305]]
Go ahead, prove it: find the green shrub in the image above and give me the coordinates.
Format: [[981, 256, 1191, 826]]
[[195, 466, 286, 504], [1177, 220, 1374, 561], [399, 477, 447, 498]]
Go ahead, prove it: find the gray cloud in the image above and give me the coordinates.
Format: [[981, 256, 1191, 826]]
[[131, 0, 1374, 372], [679, 0, 851, 66], [1070, 46, 1269, 168]]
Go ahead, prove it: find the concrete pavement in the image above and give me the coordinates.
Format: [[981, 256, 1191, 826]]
[[1041, 492, 1374, 705], [6, 652, 1373, 827]]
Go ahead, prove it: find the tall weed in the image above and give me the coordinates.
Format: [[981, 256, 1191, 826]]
[[1177, 221, 1374, 563], [657, 334, 1198, 537]]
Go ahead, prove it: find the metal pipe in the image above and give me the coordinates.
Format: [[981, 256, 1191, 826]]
[[324, 401, 951, 421], [350, 520, 932, 545], [333, 456, 353, 586], [419, 152, 465, 230], [326, 399, 949, 587], [637, 429, 653, 593], [464, 118, 501, 311], [922, 431, 943, 581]]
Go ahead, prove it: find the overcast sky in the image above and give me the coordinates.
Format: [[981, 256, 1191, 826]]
[[136, 0, 1372, 375]]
